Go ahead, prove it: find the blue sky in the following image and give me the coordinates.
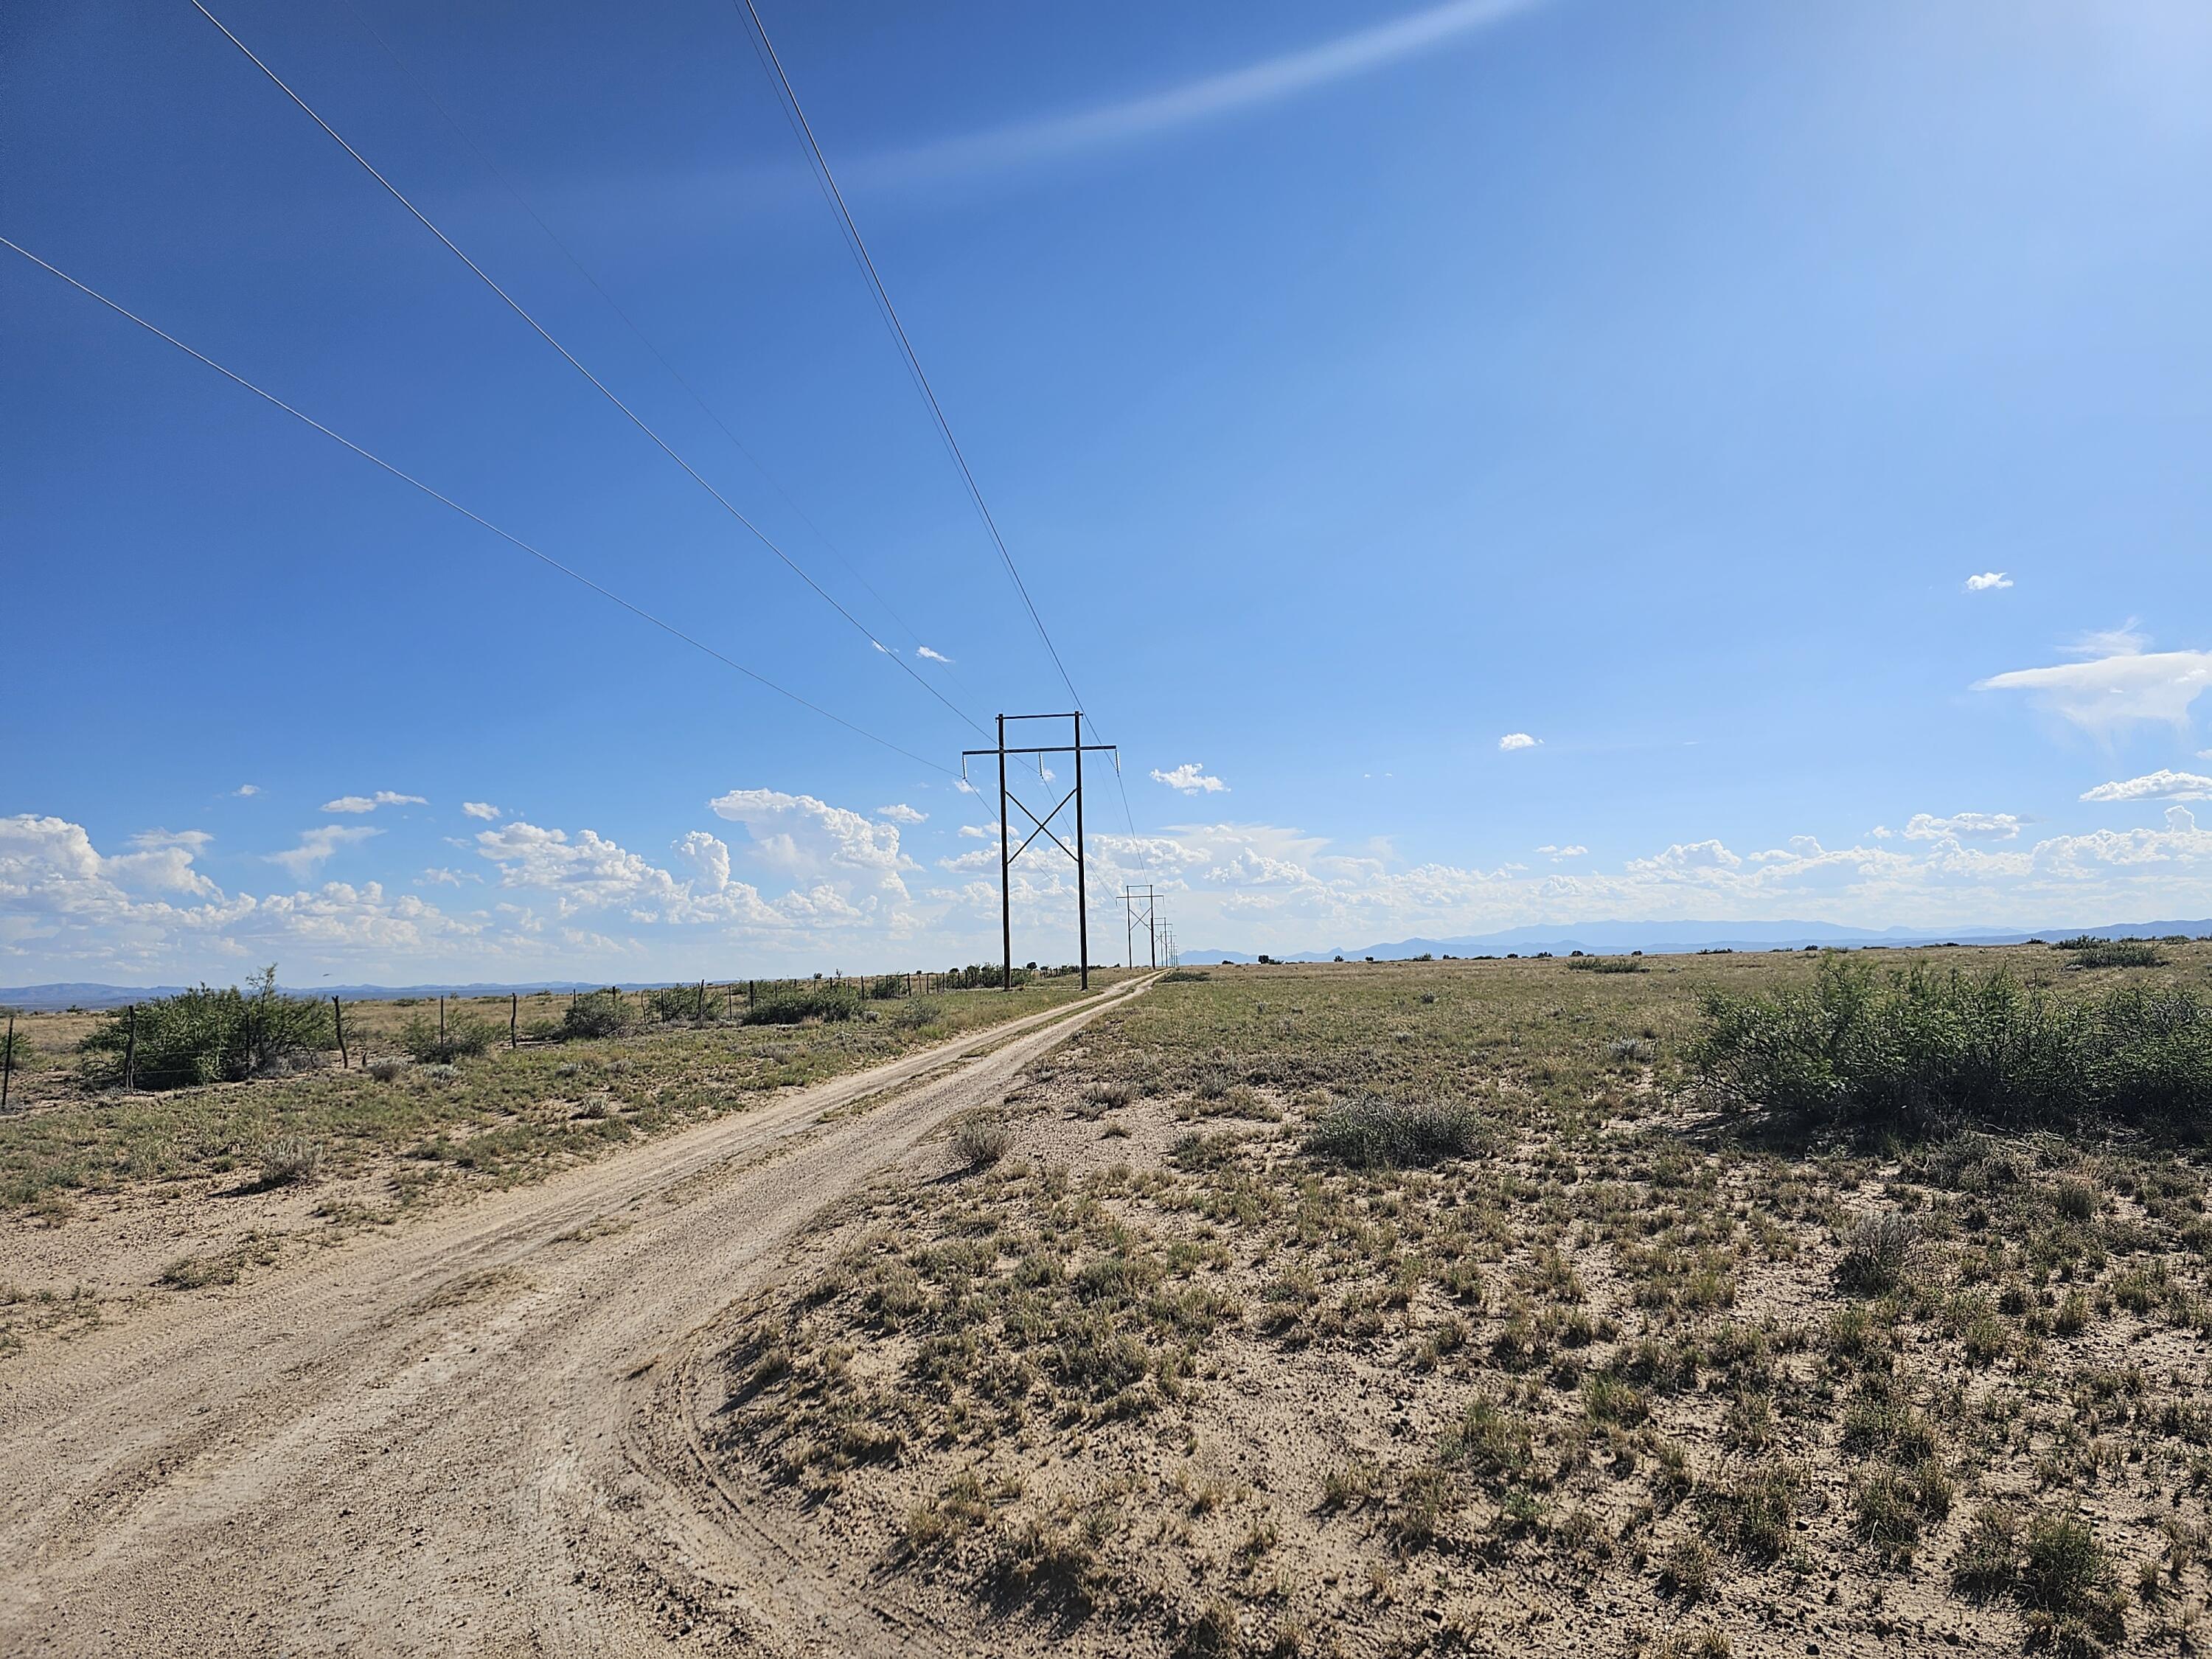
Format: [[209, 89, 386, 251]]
[[7, 0, 2212, 982]]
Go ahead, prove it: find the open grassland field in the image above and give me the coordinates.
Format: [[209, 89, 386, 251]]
[[705, 946, 2212, 1658], [0, 974, 1120, 1355]]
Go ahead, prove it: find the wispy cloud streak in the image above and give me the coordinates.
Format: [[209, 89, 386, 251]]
[[860, 0, 1545, 187]]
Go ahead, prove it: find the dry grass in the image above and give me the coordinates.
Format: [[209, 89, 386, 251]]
[[0, 976, 1122, 1215], [708, 948, 2212, 1655]]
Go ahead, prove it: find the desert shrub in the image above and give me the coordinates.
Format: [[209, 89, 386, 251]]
[[79, 967, 332, 1090], [1301, 1093, 1486, 1167], [1700, 1465, 1800, 1559], [1853, 1459, 1953, 1548], [938, 964, 1030, 990], [2056, 936, 2165, 968], [1692, 957, 2212, 1135], [1657, 1533, 1718, 1598], [559, 990, 635, 1040], [1079, 1080, 1133, 1114], [1835, 1211, 1920, 1295], [1158, 969, 1210, 984], [645, 984, 720, 1023], [866, 975, 911, 1001], [1607, 1035, 1657, 1062], [891, 998, 942, 1032], [741, 985, 862, 1026], [398, 1014, 499, 1063], [1568, 956, 1646, 974], [0, 1023, 33, 1077], [254, 1133, 321, 1187], [951, 1117, 1012, 1169], [2051, 1176, 2098, 1221], [1953, 1504, 2126, 1644], [366, 1057, 407, 1082]]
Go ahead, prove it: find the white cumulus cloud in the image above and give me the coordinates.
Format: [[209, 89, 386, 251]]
[[1902, 812, 2023, 841], [2080, 770, 2212, 804], [917, 645, 953, 664], [709, 787, 911, 902], [321, 791, 428, 815], [461, 801, 501, 821], [1498, 733, 1540, 752], [876, 804, 928, 824], [1152, 762, 1228, 795], [1964, 571, 2013, 592], [232, 783, 261, 798], [672, 830, 732, 894]]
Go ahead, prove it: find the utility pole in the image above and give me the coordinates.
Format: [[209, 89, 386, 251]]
[[1122, 884, 1158, 970], [964, 713, 1117, 992]]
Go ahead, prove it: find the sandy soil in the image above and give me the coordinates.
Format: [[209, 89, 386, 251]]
[[0, 976, 1152, 1656]]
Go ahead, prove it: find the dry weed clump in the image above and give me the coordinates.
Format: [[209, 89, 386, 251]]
[[950, 1116, 1014, 1169], [1834, 1210, 1920, 1295], [253, 1133, 321, 1188]]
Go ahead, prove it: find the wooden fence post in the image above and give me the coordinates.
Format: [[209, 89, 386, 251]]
[[124, 1004, 137, 1092], [439, 995, 447, 1050], [333, 996, 347, 1070], [511, 992, 518, 1049], [1, 1012, 13, 1110]]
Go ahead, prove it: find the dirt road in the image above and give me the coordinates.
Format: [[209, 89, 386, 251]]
[[0, 976, 1151, 1656]]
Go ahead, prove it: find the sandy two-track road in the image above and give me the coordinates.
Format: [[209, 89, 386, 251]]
[[0, 975, 1152, 1656]]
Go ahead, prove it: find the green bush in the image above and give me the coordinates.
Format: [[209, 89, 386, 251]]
[[740, 985, 862, 1026], [79, 967, 333, 1090], [559, 990, 635, 1041], [891, 998, 944, 1032], [2063, 939, 2166, 968], [1691, 956, 2212, 1136], [645, 984, 720, 1023], [937, 964, 1029, 991], [1567, 956, 1646, 974], [398, 1014, 500, 1062]]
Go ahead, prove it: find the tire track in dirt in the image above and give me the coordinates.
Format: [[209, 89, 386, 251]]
[[0, 978, 1150, 1655]]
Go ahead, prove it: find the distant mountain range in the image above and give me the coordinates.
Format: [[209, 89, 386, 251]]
[[0, 980, 684, 1012], [1183, 918, 2212, 964]]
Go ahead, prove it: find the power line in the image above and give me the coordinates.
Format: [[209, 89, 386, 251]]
[[189, 0, 981, 742], [333, 0, 977, 728], [733, 0, 1144, 844], [1, 234, 954, 777], [731, 0, 1088, 719]]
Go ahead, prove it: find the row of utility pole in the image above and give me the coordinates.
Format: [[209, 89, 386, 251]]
[[1118, 883, 1175, 970], [964, 712, 1176, 990]]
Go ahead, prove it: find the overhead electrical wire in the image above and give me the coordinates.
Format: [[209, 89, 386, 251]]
[[0, 234, 954, 777], [731, 0, 1143, 840], [732, 0, 1087, 720], [187, 0, 981, 742], [331, 0, 979, 731]]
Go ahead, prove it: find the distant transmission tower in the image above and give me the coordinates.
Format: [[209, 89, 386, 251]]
[[1122, 883, 1159, 970], [964, 714, 1117, 991]]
